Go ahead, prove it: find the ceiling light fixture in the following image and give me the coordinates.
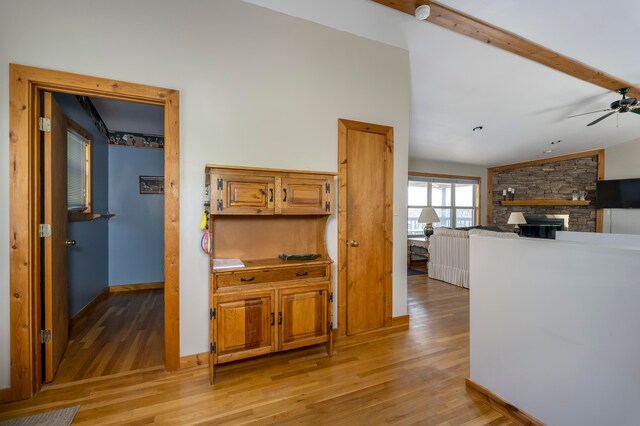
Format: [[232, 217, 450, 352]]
[[472, 126, 483, 132], [415, 5, 431, 20], [543, 149, 554, 154], [551, 140, 561, 145]]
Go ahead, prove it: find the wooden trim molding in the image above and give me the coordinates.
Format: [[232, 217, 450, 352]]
[[109, 282, 165, 293], [8, 64, 180, 402], [180, 352, 210, 369], [337, 119, 394, 337], [0, 387, 11, 404], [408, 171, 480, 182], [372, 0, 640, 99], [466, 379, 544, 426], [69, 287, 110, 329], [390, 315, 410, 330], [487, 149, 605, 231]]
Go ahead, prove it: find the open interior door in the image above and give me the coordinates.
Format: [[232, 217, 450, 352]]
[[42, 91, 69, 382]]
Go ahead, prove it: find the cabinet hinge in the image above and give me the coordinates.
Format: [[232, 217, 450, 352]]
[[216, 199, 223, 211], [39, 224, 51, 238], [210, 307, 216, 320], [329, 292, 333, 302], [325, 201, 330, 212], [210, 342, 216, 354], [325, 182, 330, 193], [216, 178, 223, 190], [40, 329, 51, 344], [38, 117, 51, 132]]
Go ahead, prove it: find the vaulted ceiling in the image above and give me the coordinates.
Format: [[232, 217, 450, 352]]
[[243, 0, 640, 166]]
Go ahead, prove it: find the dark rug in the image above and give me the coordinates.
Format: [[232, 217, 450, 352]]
[[407, 268, 427, 276], [0, 405, 80, 426]]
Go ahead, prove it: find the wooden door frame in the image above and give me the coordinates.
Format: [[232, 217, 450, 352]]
[[337, 119, 394, 337], [8, 64, 180, 401]]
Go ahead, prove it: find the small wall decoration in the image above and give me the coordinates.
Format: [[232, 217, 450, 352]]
[[109, 130, 164, 149], [139, 176, 164, 194]]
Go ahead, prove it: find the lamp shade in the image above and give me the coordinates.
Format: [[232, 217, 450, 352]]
[[418, 207, 440, 224], [507, 212, 527, 225]]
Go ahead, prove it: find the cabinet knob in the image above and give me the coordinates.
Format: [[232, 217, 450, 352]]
[[348, 240, 359, 247]]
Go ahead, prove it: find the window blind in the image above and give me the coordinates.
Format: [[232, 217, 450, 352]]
[[67, 130, 87, 211]]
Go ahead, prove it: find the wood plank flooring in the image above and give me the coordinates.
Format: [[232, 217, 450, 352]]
[[0, 277, 515, 425], [52, 289, 165, 384]]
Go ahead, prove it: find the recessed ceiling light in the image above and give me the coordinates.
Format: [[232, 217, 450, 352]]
[[543, 149, 554, 154], [415, 5, 431, 20], [551, 140, 561, 145], [472, 126, 483, 132]]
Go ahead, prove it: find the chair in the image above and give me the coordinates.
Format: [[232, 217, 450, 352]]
[[408, 244, 429, 270]]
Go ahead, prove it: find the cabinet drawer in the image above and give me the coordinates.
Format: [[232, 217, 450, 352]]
[[216, 266, 326, 287]]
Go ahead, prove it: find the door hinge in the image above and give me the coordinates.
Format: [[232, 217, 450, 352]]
[[216, 200, 223, 211], [216, 178, 223, 190], [325, 201, 330, 212], [39, 224, 51, 238], [210, 307, 216, 320], [38, 117, 51, 132], [329, 292, 333, 302], [325, 182, 330, 193], [40, 329, 51, 344], [329, 322, 333, 330], [210, 342, 216, 354]]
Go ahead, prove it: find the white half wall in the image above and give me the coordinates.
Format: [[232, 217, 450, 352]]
[[408, 158, 488, 225], [604, 137, 640, 234], [0, 0, 410, 388], [557, 231, 640, 248], [470, 235, 640, 425]]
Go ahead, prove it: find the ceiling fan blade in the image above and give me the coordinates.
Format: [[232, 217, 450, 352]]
[[587, 111, 617, 126], [568, 108, 614, 118]]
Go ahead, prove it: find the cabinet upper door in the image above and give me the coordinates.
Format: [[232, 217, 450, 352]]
[[212, 173, 275, 215], [280, 177, 332, 215], [279, 285, 328, 351], [213, 290, 275, 363]]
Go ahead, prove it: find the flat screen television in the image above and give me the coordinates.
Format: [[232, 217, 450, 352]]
[[596, 178, 640, 208]]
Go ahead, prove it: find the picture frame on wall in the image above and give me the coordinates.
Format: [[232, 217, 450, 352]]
[[139, 176, 164, 194]]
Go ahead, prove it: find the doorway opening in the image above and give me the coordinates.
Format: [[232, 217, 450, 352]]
[[9, 64, 180, 401], [41, 92, 166, 384]]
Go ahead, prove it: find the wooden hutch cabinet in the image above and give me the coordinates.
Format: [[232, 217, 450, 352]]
[[206, 165, 335, 382]]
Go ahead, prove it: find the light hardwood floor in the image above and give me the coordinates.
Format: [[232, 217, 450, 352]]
[[0, 276, 515, 425], [53, 289, 165, 384]]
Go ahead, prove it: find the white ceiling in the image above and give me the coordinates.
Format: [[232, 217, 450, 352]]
[[242, 0, 640, 167], [90, 97, 164, 135]]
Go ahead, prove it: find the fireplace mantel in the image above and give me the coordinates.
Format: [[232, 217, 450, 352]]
[[500, 199, 591, 206]]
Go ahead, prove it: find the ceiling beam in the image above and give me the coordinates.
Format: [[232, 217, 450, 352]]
[[372, 0, 640, 99]]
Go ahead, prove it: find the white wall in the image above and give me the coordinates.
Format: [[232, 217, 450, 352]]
[[604, 137, 640, 234], [0, 0, 410, 388], [470, 235, 640, 425], [408, 158, 488, 225]]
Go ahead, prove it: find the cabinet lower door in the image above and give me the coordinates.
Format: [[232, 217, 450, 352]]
[[279, 285, 329, 351], [213, 290, 275, 364], [280, 177, 332, 215]]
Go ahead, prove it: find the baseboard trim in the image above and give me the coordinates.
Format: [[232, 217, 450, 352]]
[[180, 352, 209, 369], [109, 282, 164, 293], [69, 287, 110, 329], [466, 379, 544, 426], [391, 315, 410, 329], [0, 387, 11, 403]]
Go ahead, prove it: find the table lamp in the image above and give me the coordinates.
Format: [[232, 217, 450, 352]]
[[507, 212, 526, 234], [418, 207, 440, 237]]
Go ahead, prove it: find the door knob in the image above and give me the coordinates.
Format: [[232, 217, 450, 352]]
[[348, 240, 359, 247], [65, 240, 76, 246]]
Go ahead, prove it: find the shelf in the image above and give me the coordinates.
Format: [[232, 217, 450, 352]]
[[500, 199, 591, 206]]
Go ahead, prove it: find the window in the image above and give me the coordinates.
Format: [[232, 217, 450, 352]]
[[408, 174, 480, 235], [67, 119, 92, 213]]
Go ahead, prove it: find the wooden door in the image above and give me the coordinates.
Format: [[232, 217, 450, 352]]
[[281, 177, 332, 215], [212, 173, 275, 215], [212, 290, 275, 364], [279, 285, 328, 351], [345, 127, 388, 335], [43, 92, 69, 382]]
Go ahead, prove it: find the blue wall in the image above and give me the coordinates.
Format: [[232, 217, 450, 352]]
[[55, 93, 109, 317], [108, 147, 164, 285]]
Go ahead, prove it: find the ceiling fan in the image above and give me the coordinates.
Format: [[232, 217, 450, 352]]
[[569, 87, 640, 126]]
